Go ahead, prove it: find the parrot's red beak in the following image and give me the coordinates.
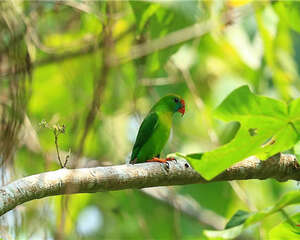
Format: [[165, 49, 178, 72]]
[[178, 99, 185, 116]]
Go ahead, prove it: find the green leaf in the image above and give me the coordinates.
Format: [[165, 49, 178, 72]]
[[204, 191, 300, 239], [129, 1, 160, 34], [184, 85, 300, 180], [269, 213, 300, 239], [225, 210, 251, 229], [245, 191, 300, 227], [204, 225, 243, 239]]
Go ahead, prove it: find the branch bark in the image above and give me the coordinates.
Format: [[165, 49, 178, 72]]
[[0, 154, 299, 216]]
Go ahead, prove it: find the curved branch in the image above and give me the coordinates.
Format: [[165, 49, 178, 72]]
[[141, 187, 226, 230], [0, 154, 299, 216]]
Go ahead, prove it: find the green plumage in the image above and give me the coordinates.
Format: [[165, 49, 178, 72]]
[[130, 94, 184, 164]]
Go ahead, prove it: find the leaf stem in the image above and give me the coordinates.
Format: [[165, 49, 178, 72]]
[[280, 209, 296, 227], [288, 121, 300, 138]]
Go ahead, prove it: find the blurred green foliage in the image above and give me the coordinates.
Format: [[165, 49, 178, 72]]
[[269, 212, 300, 239], [1, 0, 300, 239], [205, 191, 300, 238]]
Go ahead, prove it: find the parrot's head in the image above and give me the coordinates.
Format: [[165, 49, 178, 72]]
[[154, 94, 185, 116]]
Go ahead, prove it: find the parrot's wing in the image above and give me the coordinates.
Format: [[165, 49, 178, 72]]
[[130, 112, 158, 163]]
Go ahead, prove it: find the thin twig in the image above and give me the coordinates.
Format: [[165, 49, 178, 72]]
[[229, 181, 257, 211], [54, 129, 63, 168], [108, 20, 213, 66], [173, 62, 219, 145]]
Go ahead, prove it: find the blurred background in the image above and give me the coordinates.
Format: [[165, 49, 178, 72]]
[[0, 0, 299, 239]]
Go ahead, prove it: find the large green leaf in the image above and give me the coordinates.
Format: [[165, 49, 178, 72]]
[[204, 191, 300, 239], [181, 86, 300, 180]]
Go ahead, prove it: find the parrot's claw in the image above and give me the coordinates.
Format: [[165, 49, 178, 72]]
[[147, 157, 177, 171], [166, 157, 177, 163]]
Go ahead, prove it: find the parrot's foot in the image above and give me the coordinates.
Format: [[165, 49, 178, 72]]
[[147, 157, 176, 163], [166, 157, 177, 163], [147, 157, 177, 171], [147, 157, 167, 163]]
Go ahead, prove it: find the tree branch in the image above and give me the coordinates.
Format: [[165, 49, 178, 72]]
[[0, 153, 299, 216], [141, 187, 226, 230]]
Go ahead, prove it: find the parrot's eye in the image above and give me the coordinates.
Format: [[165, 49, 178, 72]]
[[174, 97, 179, 103]]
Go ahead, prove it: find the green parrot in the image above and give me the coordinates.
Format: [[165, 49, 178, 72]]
[[130, 94, 185, 164]]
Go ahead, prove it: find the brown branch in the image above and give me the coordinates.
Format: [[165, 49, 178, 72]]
[[0, 24, 135, 78], [74, 4, 113, 165], [108, 5, 248, 66], [0, 153, 299, 217], [0, 5, 248, 77], [108, 20, 213, 66], [35, 24, 135, 68]]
